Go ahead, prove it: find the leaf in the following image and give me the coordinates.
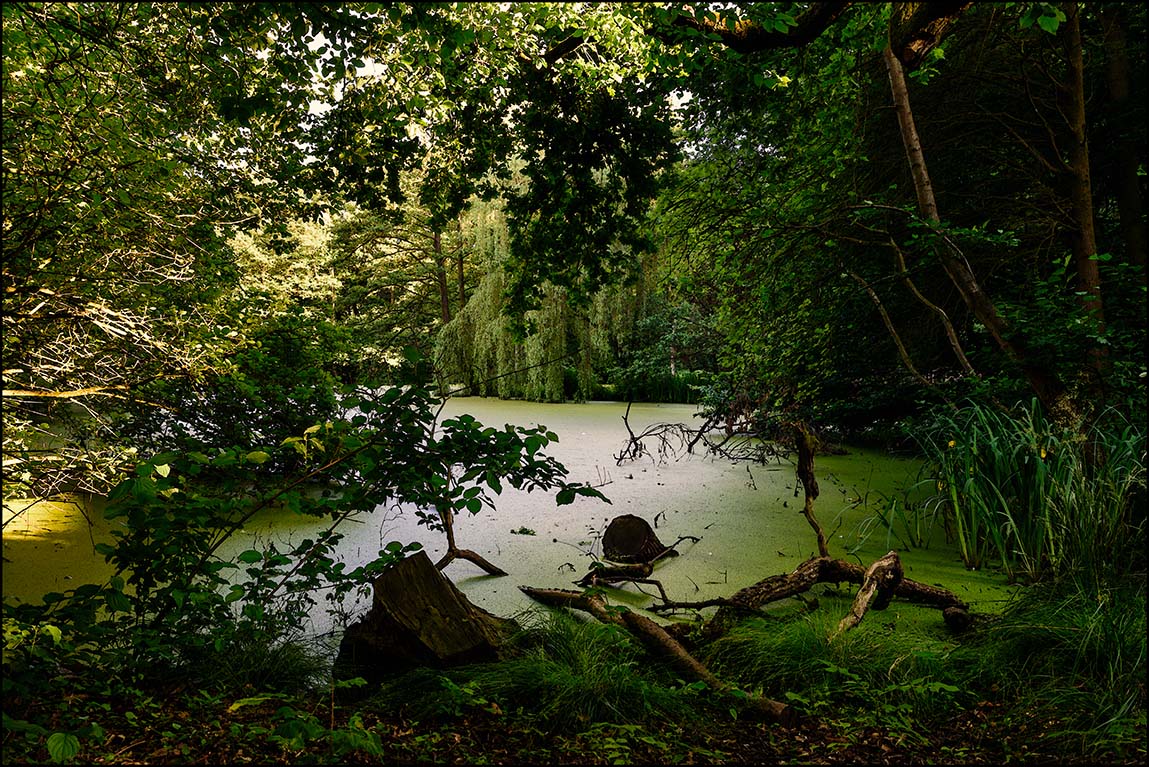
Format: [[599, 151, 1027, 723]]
[[104, 590, 131, 613], [228, 694, 283, 712], [237, 549, 263, 564], [334, 676, 367, 689], [246, 451, 271, 464], [225, 585, 245, 603], [154, 463, 171, 478], [47, 732, 81, 764], [2, 713, 47, 736]]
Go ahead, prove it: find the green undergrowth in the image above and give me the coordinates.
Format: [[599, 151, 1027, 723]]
[[948, 574, 1147, 757], [4, 583, 1145, 764], [369, 610, 703, 733]]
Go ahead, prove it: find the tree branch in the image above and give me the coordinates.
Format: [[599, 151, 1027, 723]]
[[665, 3, 851, 54]]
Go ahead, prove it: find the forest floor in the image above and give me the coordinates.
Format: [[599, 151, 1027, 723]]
[[10, 685, 1143, 766]]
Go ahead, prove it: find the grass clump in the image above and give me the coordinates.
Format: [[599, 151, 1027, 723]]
[[372, 609, 701, 732], [950, 574, 1147, 757], [703, 598, 963, 732]]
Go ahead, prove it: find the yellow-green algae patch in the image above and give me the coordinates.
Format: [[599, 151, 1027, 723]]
[[2, 495, 118, 604]]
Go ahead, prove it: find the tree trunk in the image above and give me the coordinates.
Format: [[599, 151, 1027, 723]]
[[794, 423, 829, 558], [456, 248, 467, 314], [434, 230, 451, 324], [601, 514, 679, 563], [882, 44, 1080, 427], [334, 551, 516, 687], [1100, 5, 1147, 280], [1060, 2, 1107, 381]]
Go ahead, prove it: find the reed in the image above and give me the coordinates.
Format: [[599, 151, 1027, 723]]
[[919, 400, 1145, 584]]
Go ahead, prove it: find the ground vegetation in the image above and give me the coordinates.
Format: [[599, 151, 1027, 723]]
[[3, 2, 1145, 764]]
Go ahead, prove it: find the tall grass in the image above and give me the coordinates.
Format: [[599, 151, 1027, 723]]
[[950, 575, 1147, 757], [919, 399, 1146, 584], [371, 610, 699, 732]]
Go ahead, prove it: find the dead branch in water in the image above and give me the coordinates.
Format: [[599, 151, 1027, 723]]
[[614, 401, 786, 466], [524, 420, 973, 727]]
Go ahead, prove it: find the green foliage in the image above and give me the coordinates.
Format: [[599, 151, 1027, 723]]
[[374, 610, 698, 732], [852, 488, 944, 552], [919, 399, 1146, 584], [705, 608, 957, 707], [2, 375, 606, 761], [951, 576, 1147, 757], [4, 3, 1147, 761], [703, 604, 970, 747]]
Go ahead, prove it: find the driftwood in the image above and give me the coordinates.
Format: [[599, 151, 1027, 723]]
[[614, 400, 785, 465], [647, 424, 970, 635], [833, 550, 904, 638], [794, 423, 830, 559], [519, 586, 792, 723], [648, 546, 970, 637], [576, 560, 670, 602]]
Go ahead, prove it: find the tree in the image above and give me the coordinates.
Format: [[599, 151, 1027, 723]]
[[637, 2, 1145, 430], [2, 3, 259, 494]]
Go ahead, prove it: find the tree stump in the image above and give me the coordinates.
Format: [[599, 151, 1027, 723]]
[[333, 550, 516, 688], [602, 514, 678, 563]]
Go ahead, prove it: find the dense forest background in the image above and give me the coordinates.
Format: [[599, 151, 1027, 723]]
[[3, 2, 1146, 764], [5, 2, 1145, 500]]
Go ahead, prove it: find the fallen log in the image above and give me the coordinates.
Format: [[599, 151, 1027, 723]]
[[832, 550, 903, 638], [520, 586, 792, 723], [650, 554, 968, 634], [575, 560, 670, 602]]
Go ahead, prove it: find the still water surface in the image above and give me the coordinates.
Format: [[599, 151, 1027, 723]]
[[2, 399, 1014, 632]]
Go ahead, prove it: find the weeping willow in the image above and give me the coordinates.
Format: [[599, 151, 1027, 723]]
[[434, 195, 705, 403], [435, 200, 627, 402]]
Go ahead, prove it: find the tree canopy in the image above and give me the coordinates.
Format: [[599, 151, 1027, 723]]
[[3, 1, 1146, 492]]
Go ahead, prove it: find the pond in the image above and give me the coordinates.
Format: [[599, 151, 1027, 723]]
[[2, 399, 1015, 634]]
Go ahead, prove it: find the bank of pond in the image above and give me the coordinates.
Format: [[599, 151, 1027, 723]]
[[2, 399, 1144, 764]]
